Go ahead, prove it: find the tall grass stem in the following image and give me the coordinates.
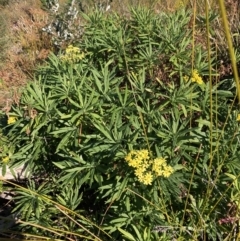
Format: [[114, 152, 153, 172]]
[[217, 0, 240, 104]]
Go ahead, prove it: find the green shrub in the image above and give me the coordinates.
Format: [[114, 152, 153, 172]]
[[1, 7, 240, 240]]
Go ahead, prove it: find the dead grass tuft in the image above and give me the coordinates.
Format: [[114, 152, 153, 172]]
[[0, 0, 51, 107]]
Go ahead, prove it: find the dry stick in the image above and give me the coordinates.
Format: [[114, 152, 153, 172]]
[[121, 25, 151, 152], [209, 0, 240, 174], [55, 205, 100, 241], [207, 130, 240, 241], [208, 173, 240, 227], [197, 3, 214, 234], [217, 0, 240, 104], [19, 218, 96, 241], [10, 216, 89, 241], [189, 0, 196, 129], [180, 144, 202, 237], [126, 186, 172, 224], [98, 199, 114, 229], [126, 187, 167, 213], [2, 229, 64, 241], [17, 220, 73, 241], [0, 178, 111, 240]]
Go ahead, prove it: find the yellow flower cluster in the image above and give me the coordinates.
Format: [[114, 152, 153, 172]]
[[60, 45, 84, 64], [173, 0, 185, 10], [191, 69, 203, 85], [7, 116, 17, 125], [125, 150, 174, 185], [237, 114, 240, 121], [2, 156, 9, 164], [184, 69, 203, 85], [152, 157, 174, 177]]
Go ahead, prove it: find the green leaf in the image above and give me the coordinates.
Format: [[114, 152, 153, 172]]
[[131, 224, 143, 241], [110, 217, 129, 224], [50, 127, 76, 135], [56, 132, 73, 152], [93, 122, 115, 142], [143, 228, 149, 240], [125, 196, 130, 212], [118, 227, 136, 241], [1, 164, 6, 176], [55, 109, 73, 119]]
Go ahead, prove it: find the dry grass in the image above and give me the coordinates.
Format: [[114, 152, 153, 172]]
[[0, 0, 51, 106]]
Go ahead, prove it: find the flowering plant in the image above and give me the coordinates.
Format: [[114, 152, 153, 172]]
[[184, 69, 204, 85], [125, 149, 174, 185], [60, 45, 85, 63], [0, 6, 240, 241]]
